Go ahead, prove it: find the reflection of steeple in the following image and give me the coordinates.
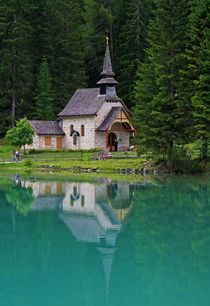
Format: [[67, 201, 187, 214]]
[[23, 179, 137, 295], [98, 247, 116, 292]]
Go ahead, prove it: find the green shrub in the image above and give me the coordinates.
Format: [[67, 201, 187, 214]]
[[28, 147, 102, 154], [169, 146, 204, 174], [24, 159, 33, 167], [171, 158, 204, 174]]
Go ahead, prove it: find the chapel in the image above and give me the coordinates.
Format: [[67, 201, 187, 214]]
[[26, 34, 136, 152]]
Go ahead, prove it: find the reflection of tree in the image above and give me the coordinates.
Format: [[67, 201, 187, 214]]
[[5, 184, 35, 215], [111, 177, 210, 306], [130, 178, 210, 306]]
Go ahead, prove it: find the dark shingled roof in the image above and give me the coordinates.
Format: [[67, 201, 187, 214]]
[[97, 45, 118, 86], [101, 45, 115, 77], [58, 88, 104, 117], [96, 107, 122, 131], [30, 120, 65, 135], [97, 78, 118, 85]]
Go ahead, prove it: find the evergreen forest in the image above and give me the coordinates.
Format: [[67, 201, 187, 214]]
[[0, 0, 209, 157]]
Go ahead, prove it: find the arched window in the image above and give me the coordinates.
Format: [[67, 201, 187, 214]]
[[73, 134, 77, 145], [81, 195, 85, 207], [81, 125, 85, 136], [70, 125, 74, 135]]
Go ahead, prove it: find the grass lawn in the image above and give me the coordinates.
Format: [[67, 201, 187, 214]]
[[0, 144, 13, 158], [0, 156, 147, 172]]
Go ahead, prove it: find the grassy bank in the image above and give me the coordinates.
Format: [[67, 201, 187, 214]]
[[0, 142, 209, 175], [0, 157, 146, 172]]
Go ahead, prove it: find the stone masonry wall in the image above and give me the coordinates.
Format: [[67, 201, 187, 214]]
[[95, 101, 130, 151], [62, 116, 96, 150], [95, 131, 130, 152], [24, 134, 60, 150]]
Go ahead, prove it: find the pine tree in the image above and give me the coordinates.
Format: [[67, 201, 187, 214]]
[[185, 0, 210, 161], [113, 0, 153, 107], [134, 0, 192, 160], [82, 0, 112, 87], [0, 0, 34, 135], [40, 0, 88, 114], [34, 57, 55, 120]]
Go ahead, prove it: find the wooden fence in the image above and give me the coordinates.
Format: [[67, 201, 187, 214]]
[[0, 152, 83, 164], [88, 151, 149, 160], [0, 149, 208, 165]]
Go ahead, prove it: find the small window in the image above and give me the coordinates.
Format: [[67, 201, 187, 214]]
[[70, 195, 74, 206], [81, 125, 85, 136], [81, 195, 85, 207], [100, 85, 106, 95], [70, 125, 74, 135], [45, 136, 51, 146], [73, 186, 77, 197], [73, 134, 77, 145]]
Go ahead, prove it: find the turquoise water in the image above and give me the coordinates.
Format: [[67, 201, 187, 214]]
[[0, 174, 209, 306]]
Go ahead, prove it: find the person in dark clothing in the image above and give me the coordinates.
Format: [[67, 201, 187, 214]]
[[114, 140, 118, 152]]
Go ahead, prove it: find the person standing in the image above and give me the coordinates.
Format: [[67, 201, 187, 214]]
[[114, 139, 118, 152], [15, 149, 19, 161]]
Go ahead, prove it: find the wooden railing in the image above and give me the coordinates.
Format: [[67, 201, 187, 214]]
[[89, 151, 150, 160], [0, 149, 208, 165], [0, 152, 83, 164]]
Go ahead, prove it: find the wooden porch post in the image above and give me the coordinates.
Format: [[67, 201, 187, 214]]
[[106, 130, 108, 149]]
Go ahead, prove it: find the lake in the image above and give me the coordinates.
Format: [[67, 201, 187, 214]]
[[0, 174, 209, 306]]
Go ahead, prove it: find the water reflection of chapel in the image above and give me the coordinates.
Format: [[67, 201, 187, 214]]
[[23, 178, 136, 288]]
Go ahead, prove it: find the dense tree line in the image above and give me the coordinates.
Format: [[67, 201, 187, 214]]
[[134, 0, 209, 159], [0, 0, 209, 158]]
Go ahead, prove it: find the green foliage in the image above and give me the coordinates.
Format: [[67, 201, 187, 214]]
[[5, 117, 34, 150], [34, 56, 55, 120], [171, 146, 204, 174], [185, 0, 210, 140], [0, 0, 34, 133], [134, 0, 193, 160], [171, 158, 204, 174], [27, 147, 103, 154], [5, 183, 34, 215], [113, 0, 152, 106], [82, 0, 112, 87], [24, 159, 33, 167]]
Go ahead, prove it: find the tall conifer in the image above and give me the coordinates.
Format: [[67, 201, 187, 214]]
[[0, 0, 34, 135], [185, 0, 210, 161], [134, 0, 192, 159], [113, 0, 152, 106], [82, 0, 112, 87], [34, 57, 55, 120]]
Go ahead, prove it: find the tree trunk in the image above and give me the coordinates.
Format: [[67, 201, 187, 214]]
[[168, 140, 174, 172], [12, 63, 16, 127], [170, 45, 174, 96], [201, 137, 208, 164], [136, 0, 141, 47], [12, 89, 16, 127]]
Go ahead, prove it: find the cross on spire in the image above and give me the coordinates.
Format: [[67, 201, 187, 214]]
[[105, 29, 109, 46]]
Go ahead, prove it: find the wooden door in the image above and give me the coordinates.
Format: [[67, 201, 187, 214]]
[[57, 136, 63, 149], [108, 133, 117, 151]]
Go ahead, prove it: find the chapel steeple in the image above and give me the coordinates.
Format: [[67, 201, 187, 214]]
[[97, 30, 118, 96]]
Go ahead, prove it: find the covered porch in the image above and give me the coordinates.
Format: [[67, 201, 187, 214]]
[[96, 107, 136, 152]]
